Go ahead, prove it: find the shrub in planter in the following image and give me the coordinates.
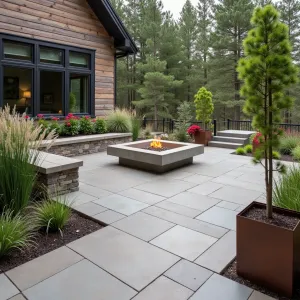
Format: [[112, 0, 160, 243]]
[[79, 116, 94, 135], [61, 114, 80, 136], [93, 118, 107, 134], [106, 108, 132, 133], [187, 125, 205, 144], [0, 210, 35, 258], [236, 147, 246, 155], [49, 117, 61, 135], [236, 5, 299, 297], [0, 106, 56, 215]]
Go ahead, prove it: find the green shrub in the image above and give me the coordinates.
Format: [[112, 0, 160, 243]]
[[33, 196, 71, 234], [273, 166, 300, 212], [278, 134, 300, 155], [272, 151, 281, 160], [292, 145, 300, 161], [106, 109, 132, 133], [94, 118, 107, 134], [61, 116, 80, 136], [0, 211, 35, 258], [79, 116, 93, 135], [244, 144, 253, 153], [174, 128, 190, 143], [236, 147, 246, 155], [48, 119, 61, 135], [131, 118, 141, 141], [0, 107, 56, 214]]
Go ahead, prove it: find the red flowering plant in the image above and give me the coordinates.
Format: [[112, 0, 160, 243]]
[[187, 125, 203, 138], [79, 115, 94, 135], [61, 113, 80, 136], [48, 116, 61, 134]]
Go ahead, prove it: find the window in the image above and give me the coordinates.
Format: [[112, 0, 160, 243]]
[[69, 51, 89, 68], [3, 67, 32, 114], [40, 47, 63, 65], [4, 41, 32, 61], [0, 34, 95, 116], [70, 74, 89, 113]]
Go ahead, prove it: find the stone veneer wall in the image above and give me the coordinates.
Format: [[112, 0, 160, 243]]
[[45, 134, 132, 157], [35, 168, 80, 197]]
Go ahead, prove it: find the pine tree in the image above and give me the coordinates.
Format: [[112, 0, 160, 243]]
[[209, 0, 254, 121], [278, 0, 300, 122], [196, 0, 214, 85], [238, 5, 298, 218], [178, 0, 201, 102]]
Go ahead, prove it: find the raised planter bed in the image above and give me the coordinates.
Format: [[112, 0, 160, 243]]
[[108, 139, 204, 173], [39, 133, 132, 157]]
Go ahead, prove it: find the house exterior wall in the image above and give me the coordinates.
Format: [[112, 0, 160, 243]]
[[0, 0, 115, 116]]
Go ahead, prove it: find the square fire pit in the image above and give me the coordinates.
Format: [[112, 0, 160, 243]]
[[107, 140, 204, 173]]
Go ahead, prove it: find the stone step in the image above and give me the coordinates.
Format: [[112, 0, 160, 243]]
[[208, 141, 244, 149], [217, 130, 255, 139], [213, 136, 248, 145]]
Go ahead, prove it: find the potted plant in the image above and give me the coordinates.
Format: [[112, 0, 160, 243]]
[[236, 5, 299, 297], [194, 87, 214, 145], [187, 125, 204, 144]]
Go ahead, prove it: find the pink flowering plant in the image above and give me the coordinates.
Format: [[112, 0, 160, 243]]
[[61, 113, 80, 136]]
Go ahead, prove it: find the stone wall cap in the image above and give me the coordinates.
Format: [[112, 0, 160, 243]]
[[35, 151, 83, 174], [40, 133, 133, 147]]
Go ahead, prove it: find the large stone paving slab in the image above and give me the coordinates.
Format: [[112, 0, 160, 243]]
[[68, 227, 180, 291], [167, 192, 221, 212], [74, 202, 108, 216], [183, 174, 213, 184], [0, 274, 19, 300], [189, 274, 253, 300], [196, 206, 238, 231], [93, 210, 126, 224], [79, 182, 112, 198], [208, 185, 262, 206], [164, 259, 213, 291], [248, 291, 276, 300], [23, 260, 136, 300], [118, 188, 166, 205], [6, 247, 83, 291], [60, 191, 99, 207], [112, 212, 175, 241], [188, 182, 224, 196], [93, 194, 149, 216], [195, 231, 236, 273], [135, 179, 197, 198], [150, 225, 217, 261], [216, 201, 240, 211], [132, 276, 193, 300], [143, 206, 228, 238], [156, 200, 202, 218]]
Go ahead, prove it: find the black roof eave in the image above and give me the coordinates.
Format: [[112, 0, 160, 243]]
[[87, 0, 138, 55]]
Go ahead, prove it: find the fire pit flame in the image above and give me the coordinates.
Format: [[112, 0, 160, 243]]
[[150, 138, 163, 149]]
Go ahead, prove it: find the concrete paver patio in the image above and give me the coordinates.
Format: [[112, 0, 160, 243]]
[[1, 147, 284, 300]]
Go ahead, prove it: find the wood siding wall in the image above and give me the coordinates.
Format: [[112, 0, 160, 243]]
[[0, 0, 115, 116]]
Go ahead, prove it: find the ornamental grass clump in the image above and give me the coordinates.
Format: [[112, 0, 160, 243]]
[[278, 132, 300, 155], [0, 106, 56, 215], [0, 210, 35, 258], [292, 145, 300, 161], [106, 108, 132, 133], [33, 195, 72, 234], [273, 166, 300, 212]]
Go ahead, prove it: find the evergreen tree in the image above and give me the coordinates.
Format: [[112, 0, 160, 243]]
[[278, 0, 300, 122], [209, 0, 254, 120], [178, 0, 200, 102], [238, 5, 298, 217], [196, 0, 214, 85]]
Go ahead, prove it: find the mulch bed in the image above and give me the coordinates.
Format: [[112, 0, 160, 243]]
[[223, 260, 300, 300], [245, 207, 300, 230], [0, 212, 103, 273], [233, 152, 295, 162]]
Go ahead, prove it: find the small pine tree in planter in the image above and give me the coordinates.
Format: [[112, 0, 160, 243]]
[[236, 5, 299, 297], [194, 87, 214, 145]]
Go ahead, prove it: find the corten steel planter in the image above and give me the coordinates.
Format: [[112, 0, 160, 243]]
[[194, 130, 212, 146], [237, 201, 300, 297]]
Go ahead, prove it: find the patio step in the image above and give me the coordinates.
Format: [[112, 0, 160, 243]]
[[217, 130, 255, 139], [213, 136, 247, 145], [208, 141, 244, 149]]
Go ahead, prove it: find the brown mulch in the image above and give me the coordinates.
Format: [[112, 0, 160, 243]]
[[244, 207, 300, 230], [0, 212, 103, 273], [223, 260, 300, 300]]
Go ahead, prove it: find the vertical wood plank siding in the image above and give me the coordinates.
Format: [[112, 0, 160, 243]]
[[0, 0, 115, 116]]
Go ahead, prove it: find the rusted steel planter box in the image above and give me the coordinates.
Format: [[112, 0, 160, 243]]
[[194, 130, 212, 146], [237, 201, 300, 297]]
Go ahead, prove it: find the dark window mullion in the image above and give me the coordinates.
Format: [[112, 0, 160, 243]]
[[65, 70, 69, 116]]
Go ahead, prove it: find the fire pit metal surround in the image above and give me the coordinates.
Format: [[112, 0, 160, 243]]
[[107, 140, 204, 173]]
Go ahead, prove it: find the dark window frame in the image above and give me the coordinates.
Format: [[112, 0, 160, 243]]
[[0, 33, 95, 117]]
